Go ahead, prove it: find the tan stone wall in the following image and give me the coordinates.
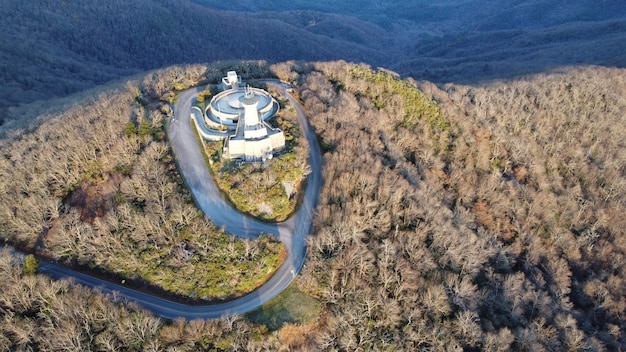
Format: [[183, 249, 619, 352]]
[[269, 132, 286, 151], [244, 138, 273, 160], [227, 139, 246, 159]]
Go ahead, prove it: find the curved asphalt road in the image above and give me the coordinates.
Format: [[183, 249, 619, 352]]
[[34, 83, 322, 320]]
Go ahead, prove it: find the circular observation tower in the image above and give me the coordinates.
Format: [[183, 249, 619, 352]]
[[206, 81, 277, 127]]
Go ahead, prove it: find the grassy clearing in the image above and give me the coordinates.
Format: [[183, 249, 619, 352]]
[[245, 284, 320, 330]]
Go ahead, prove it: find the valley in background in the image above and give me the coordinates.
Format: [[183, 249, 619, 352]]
[[1, 0, 625, 128]]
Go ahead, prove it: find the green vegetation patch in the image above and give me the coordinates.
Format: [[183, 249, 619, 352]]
[[140, 234, 285, 300], [246, 284, 320, 331], [346, 65, 447, 132], [194, 87, 213, 111], [206, 143, 308, 222], [22, 254, 39, 276]]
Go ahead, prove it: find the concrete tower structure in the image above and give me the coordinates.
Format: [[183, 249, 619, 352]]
[[241, 87, 261, 127]]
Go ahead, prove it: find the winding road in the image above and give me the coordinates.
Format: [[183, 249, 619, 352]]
[[35, 83, 322, 320]]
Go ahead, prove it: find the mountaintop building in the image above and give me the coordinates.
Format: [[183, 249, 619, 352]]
[[198, 71, 285, 161]]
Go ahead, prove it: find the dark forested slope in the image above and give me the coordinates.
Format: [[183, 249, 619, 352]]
[[0, 0, 387, 119], [2, 0, 625, 126], [194, 0, 626, 83]]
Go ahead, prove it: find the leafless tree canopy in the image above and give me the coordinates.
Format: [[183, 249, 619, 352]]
[[1, 61, 625, 350], [0, 63, 283, 302], [295, 62, 625, 351]]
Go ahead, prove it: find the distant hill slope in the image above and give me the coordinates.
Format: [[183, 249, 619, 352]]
[[0, 0, 387, 120], [1, 0, 625, 124]]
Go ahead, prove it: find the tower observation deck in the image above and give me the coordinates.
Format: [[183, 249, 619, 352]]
[[240, 86, 261, 127]]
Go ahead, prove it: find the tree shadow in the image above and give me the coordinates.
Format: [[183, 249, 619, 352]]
[[245, 284, 319, 331]]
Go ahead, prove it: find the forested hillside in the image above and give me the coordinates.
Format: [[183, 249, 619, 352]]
[[0, 249, 283, 350], [296, 62, 625, 350], [0, 62, 284, 303], [279, 61, 625, 350], [1, 61, 625, 350]]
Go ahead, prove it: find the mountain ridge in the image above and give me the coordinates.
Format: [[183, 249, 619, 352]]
[[1, 0, 625, 124]]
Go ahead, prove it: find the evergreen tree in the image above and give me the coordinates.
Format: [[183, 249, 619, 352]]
[[23, 254, 39, 276]]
